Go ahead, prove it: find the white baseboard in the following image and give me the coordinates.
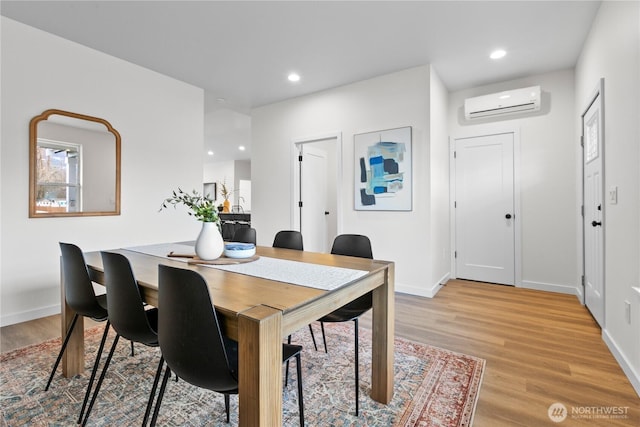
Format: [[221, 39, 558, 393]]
[[602, 329, 640, 398], [520, 280, 581, 298], [395, 273, 449, 298], [0, 304, 60, 327]]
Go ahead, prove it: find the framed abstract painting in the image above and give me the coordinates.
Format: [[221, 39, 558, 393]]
[[354, 126, 412, 211]]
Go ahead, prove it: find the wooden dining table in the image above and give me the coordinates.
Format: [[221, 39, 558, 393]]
[[60, 244, 395, 426]]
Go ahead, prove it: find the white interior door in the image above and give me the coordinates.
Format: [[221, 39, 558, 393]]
[[454, 133, 515, 285], [583, 90, 605, 327], [300, 145, 329, 253]]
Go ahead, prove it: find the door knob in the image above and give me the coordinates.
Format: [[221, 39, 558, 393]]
[[591, 220, 602, 227], [505, 213, 512, 219]]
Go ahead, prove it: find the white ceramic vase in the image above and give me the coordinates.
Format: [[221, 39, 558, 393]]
[[195, 221, 224, 260]]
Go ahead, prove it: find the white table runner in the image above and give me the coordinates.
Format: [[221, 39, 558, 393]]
[[209, 256, 368, 290], [124, 243, 368, 291], [125, 243, 194, 262]]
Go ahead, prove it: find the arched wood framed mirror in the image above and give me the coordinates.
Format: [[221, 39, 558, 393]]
[[29, 109, 121, 217]]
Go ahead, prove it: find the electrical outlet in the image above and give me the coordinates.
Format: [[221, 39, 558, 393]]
[[624, 300, 631, 324]]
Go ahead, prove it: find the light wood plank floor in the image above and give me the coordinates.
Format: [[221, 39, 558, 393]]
[[2, 279, 638, 426]]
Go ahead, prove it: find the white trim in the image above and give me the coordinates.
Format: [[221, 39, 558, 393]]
[[603, 329, 640, 397], [449, 138, 456, 279], [520, 280, 582, 298], [395, 273, 448, 298], [450, 125, 522, 287], [0, 304, 60, 327], [291, 132, 343, 236]]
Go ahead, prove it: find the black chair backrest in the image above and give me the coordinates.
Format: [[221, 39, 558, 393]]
[[59, 242, 107, 319], [232, 227, 256, 244], [100, 251, 158, 346], [330, 234, 373, 312], [158, 264, 238, 393], [330, 234, 373, 259], [272, 230, 304, 251]]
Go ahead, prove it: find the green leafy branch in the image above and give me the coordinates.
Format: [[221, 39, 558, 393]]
[[159, 188, 220, 223]]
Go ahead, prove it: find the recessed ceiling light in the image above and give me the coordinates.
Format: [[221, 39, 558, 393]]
[[207, 150, 214, 156], [288, 73, 301, 82], [238, 146, 246, 151], [490, 49, 507, 60]]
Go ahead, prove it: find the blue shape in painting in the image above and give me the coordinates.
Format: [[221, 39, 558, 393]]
[[384, 158, 399, 174], [360, 189, 376, 206], [362, 142, 405, 204], [373, 187, 387, 194], [369, 155, 385, 178]]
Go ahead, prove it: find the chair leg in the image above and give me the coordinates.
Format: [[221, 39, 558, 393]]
[[285, 335, 292, 386], [320, 321, 328, 353], [295, 353, 304, 426], [81, 334, 121, 426], [150, 365, 172, 426], [44, 313, 79, 391], [224, 394, 230, 423], [354, 318, 359, 417], [131, 340, 135, 356], [143, 356, 165, 427], [308, 324, 318, 351], [77, 320, 111, 424]]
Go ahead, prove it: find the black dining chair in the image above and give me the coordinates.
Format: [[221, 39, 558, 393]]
[[232, 227, 256, 244], [80, 251, 164, 426], [272, 230, 304, 251], [149, 264, 304, 426], [318, 234, 373, 416], [45, 243, 112, 424], [272, 230, 319, 354], [271, 229, 319, 380]]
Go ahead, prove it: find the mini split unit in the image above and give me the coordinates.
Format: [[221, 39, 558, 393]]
[[464, 86, 541, 120]]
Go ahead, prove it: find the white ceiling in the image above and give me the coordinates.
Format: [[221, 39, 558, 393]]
[[1, 1, 601, 161]]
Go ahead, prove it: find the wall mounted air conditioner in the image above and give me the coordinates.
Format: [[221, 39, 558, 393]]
[[464, 86, 541, 120]]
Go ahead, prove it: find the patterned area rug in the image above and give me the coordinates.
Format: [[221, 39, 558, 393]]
[[0, 322, 484, 426]]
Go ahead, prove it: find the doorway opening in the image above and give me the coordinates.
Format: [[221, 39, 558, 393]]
[[292, 133, 343, 253]]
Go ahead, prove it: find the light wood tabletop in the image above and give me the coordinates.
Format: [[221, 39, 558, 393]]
[[60, 245, 395, 426]]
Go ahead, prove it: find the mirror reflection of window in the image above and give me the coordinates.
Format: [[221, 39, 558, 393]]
[[35, 140, 81, 213], [29, 109, 121, 218]]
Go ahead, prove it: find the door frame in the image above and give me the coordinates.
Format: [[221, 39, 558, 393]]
[[579, 78, 605, 308], [291, 131, 343, 239], [450, 124, 522, 286]]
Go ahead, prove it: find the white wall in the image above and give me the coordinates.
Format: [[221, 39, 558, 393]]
[[575, 1, 640, 395], [1, 18, 205, 325], [234, 160, 251, 211], [252, 66, 438, 295], [204, 160, 234, 201], [429, 67, 450, 290], [448, 69, 578, 295], [203, 159, 251, 209]]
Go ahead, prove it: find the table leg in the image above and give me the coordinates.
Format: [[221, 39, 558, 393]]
[[371, 262, 395, 403], [60, 257, 84, 377], [238, 305, 283, 426]]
